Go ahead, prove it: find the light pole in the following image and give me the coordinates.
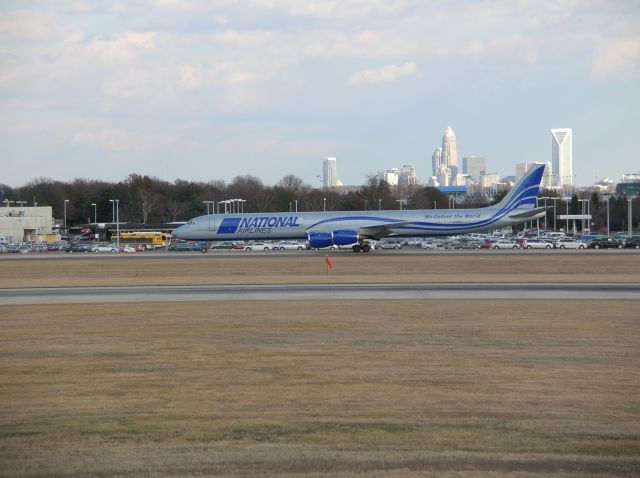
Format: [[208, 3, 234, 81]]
[[629, 197, 635, 237], [295, 200, 298, 212], [604, 195, 610, 237], [63, 199, 69, 229], [323, 197, 326, 212], [378, 198, 382, 211], [91, 203, 97, 223], [578, 199, 587, 233], [563, 197, 570, 232], [289, 202, 292, 212], [109, 199, 115, 223], [115, 199, 120, 249]]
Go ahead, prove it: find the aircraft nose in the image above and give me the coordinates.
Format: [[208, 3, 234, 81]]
[[172, 225, 185, 239]]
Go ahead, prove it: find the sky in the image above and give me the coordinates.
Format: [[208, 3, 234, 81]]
[[1, 0, 639, 188]]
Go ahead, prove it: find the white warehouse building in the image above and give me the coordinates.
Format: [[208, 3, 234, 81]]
[[0, 206, 54, 243]]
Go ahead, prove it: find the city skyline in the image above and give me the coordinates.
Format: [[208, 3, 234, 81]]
[[1, 2, 639, 188]]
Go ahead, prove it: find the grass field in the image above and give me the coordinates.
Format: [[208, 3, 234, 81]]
[[1, 253, 640, 288], [2, 299, 639, 477]]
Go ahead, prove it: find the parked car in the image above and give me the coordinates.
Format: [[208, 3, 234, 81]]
[[521, 239, 553, 249], [210, 241, 236, 250], [587, 238, 623, 249], [378, 239, 403, 249], [490, 239, 519, 249], [91, 243, 117, 253], [168, 242, 197, 251], [271, 241, 306, 251], [244, 241, 272, 251], [65, 243, 91, 253], [47, 242, 65, 251], [554, 238, 586, 249], [119, 245, 137, 253], [623, 236, 640, 249]]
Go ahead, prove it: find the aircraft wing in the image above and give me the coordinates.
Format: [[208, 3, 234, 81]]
[[508, 207, 547, 220], [356, 221, 415, 239]]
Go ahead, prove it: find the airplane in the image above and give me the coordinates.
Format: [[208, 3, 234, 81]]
[[172, 163, 546, 253]]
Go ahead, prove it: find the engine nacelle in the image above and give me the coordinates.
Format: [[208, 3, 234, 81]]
[[308, 230, 360, 248], [308, 231, 333, 249], [332, 230, 359, 246]]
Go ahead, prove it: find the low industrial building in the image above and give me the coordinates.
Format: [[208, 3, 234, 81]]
[[0, 206, 56, 243]]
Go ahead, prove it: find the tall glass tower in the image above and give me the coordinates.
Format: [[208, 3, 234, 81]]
[[441, 126, 458, 180], [323, 157, 337, 188], [551, 128, 572, 189]]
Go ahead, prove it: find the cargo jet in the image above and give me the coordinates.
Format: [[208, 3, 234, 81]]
[[172, 163, 546, 252]]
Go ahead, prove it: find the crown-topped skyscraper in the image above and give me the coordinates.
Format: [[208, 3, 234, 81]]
[[441, 126, 458, 181]]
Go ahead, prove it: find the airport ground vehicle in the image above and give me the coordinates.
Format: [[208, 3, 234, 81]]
[[522, 239, 553, 249], [554, 238, 586, 249], [91, 244, 117, 252], [272, 241, 306, 251], [113, 232, 171, 249], [587, 238, 623, 249], [623, 236, 640, 248]]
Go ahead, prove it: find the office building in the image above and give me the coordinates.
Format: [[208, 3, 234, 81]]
[[462, 156, 486, 184], [0, 205, 54, 243], [384, 168, 399, 187], [322, 157, 337, 189], [399, 164, 418, 187], [441, 126, 458, 180], [431, 147, 442, 177], [551, 128, 572, 188]]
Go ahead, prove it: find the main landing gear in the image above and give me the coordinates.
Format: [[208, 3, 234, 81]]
[[352, 242, 372, 253]]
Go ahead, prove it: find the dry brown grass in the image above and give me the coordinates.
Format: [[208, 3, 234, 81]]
[[1, 253, 639, 288], [1, 300, 639, 476]]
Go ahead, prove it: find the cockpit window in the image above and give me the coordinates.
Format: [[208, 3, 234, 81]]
[[188, 220, 196, 227]]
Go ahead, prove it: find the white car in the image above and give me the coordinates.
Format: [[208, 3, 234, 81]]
[[554, 238, 586, 249], [92, 244, 117, 253], [118, 245, 137, 253], [491, 239, 518, 249], [379, 239, 403, 249], [522, 239, 553, 249], [245, 242, 272, 251], [272, 241, 306, 251]]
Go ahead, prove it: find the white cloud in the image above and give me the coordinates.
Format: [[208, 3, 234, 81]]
[[591, 35, 640, 79], [349, 62, 416, 85]]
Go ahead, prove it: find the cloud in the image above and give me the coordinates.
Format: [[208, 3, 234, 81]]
[[349, 62, 416, 85], [591, 35, 640, 79], [72, 124, 175, 151]]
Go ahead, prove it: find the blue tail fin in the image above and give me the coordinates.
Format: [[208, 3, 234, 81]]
[[495, 164, 545, 211]]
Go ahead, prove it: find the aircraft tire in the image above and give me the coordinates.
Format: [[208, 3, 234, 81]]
[[352, 244, 361, 252], [362, 244, 371, 253], [200, 247, 208, 253]]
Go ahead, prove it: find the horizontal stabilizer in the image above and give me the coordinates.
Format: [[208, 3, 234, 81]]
[[508, 207, 547, 220]]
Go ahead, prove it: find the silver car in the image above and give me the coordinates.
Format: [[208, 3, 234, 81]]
[[554, 238, 586, 249]]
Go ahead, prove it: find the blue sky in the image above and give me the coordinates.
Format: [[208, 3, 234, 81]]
[[1, 0, 639, 187]]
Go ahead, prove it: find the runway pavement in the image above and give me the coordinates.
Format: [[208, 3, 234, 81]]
[[2, 282, 639, 304]]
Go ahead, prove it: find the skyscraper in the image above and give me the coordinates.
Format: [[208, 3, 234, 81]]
[[551, 128, 572, 189], [399, 164, 418, 187], [441, 126, 458, 179], [323, 157, 337, 189], [462, 156, 486, 184], [431, 147, 442, 177]]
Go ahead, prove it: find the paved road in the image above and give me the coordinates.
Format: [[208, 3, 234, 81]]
[[2, 283, 639, 304], [1, 249, 639, 261]]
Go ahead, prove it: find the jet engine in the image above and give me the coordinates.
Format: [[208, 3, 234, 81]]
[[307, 230, 359, 248]]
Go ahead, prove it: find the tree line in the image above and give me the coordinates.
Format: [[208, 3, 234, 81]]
[[1, 175, 636, 232], [0, 174, 450, 226]]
